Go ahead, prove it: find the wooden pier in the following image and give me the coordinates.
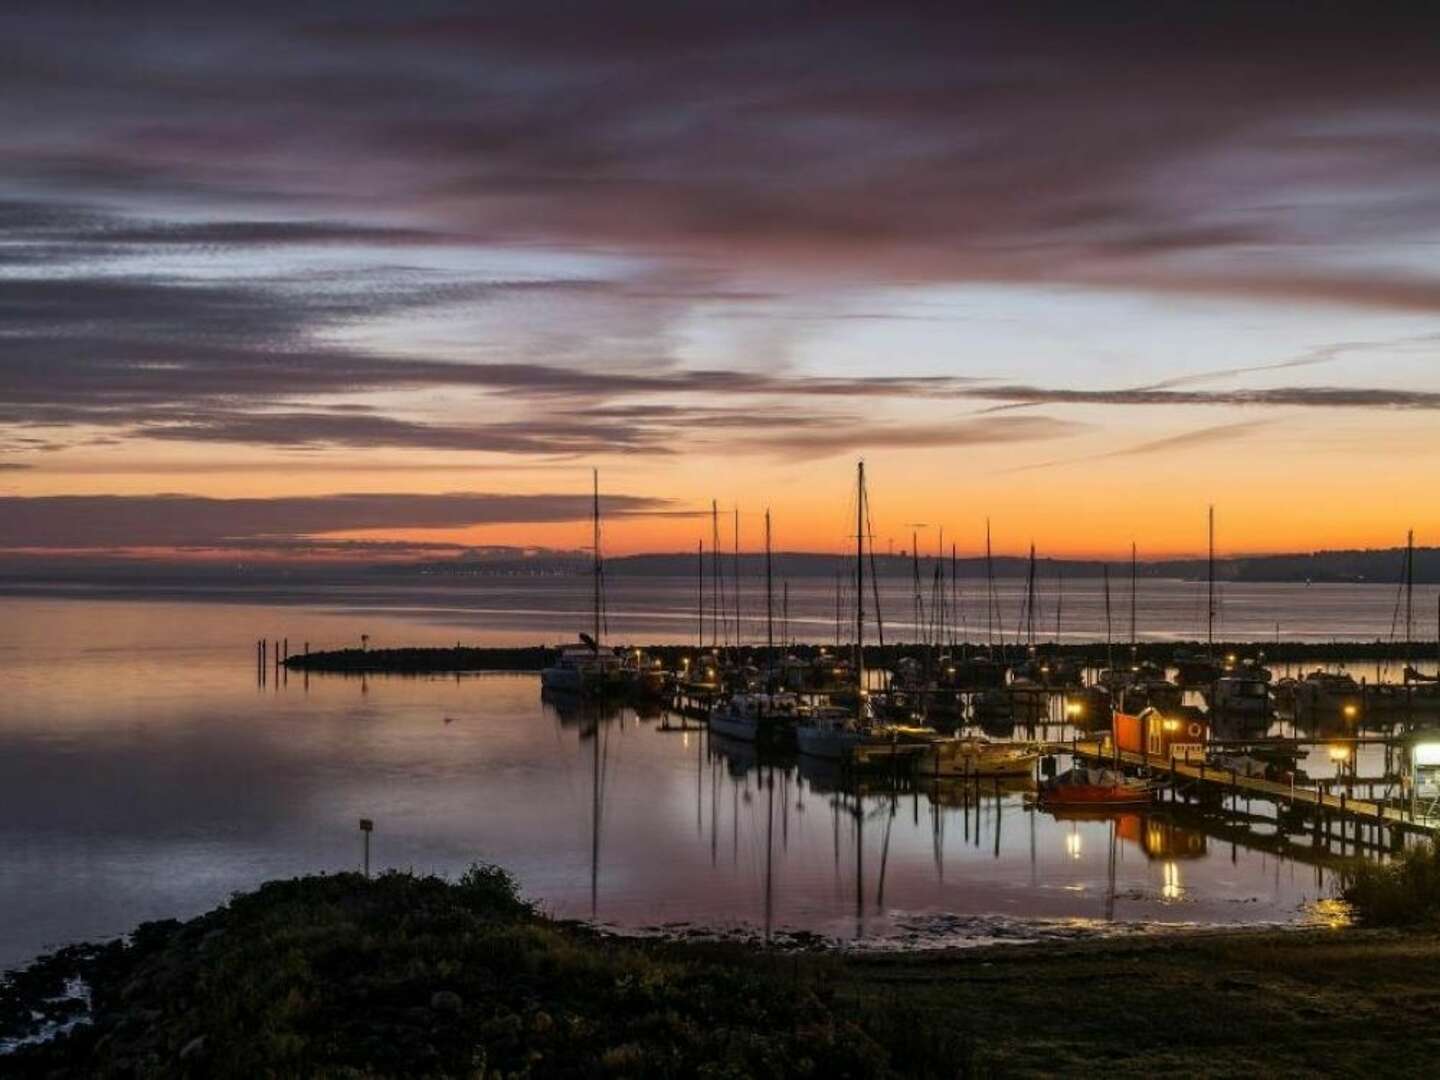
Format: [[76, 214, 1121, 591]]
[[1056, 737, 1439, 839]]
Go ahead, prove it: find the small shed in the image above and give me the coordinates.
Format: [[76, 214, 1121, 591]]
[[1112, 707, 1207, 761]]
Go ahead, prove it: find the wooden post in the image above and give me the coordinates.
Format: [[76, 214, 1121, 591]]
[[359, 818, 374, 878]]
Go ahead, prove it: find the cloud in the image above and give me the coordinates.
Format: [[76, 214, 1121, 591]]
[[752, 415, 1084, 460], [1003, 419, 1267, 474], [974, 386, 1440, 413], [4, 2, 1440, 469], [0, 491, 677, 550]]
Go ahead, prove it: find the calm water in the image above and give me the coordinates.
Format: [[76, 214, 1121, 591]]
[[2, 585, 1406, 969]]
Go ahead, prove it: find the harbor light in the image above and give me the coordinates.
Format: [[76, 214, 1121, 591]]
[[1328, 744, 1351, 763], [1413, 743, 1440, 767], [1343, 704, 1359, 720], [1162, 718, 1180, 732], [1065, 701, 1084, 719]]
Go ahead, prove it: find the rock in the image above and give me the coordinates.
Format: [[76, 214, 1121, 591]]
[[429, 990, 463, 1014], [179, 1035, 206, 1061]]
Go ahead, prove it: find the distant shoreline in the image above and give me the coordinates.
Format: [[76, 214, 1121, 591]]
[[283, 640, 1440, 673]]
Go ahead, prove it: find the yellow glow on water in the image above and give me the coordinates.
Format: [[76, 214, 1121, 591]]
[[1066, 829, 1083, 860], [1161, 861, 1182, 901], [1308, 898, 1353, 930]]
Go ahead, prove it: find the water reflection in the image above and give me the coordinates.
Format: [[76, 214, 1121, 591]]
[[0, 596, 1375, 970]]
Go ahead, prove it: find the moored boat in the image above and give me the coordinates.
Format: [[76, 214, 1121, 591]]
[[914, 735, 1040, 777], [708, 691, 803, 742], [1039, 766, 1154, 807]]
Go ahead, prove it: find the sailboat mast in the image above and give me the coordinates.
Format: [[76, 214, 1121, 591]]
[[1025, 542, 1037, 649], [951, 543, 959, 653], [765, 508, 774, 682], [1207, 505, 1216, 659], [936, 526, 945, 652], [1130, 542, 1138, 662], [1104, 564, 1114, 673], [912, 530, 921, 647], [592, 468, 602, 650], [733, 506, 741, 652], [985, 519, 995, 654], [1406, 529, 1415, 668], [697, 539, 704, 652], [711, 501, 721, 648], [855, 461, 866, 720]]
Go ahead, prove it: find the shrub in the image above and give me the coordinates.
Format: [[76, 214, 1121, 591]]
[[1341, 840, 1440, 925]]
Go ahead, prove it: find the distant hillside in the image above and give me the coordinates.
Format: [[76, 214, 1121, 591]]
[[2, 545, 1432, 586], [603, 548, 1435, 583], [394, 546, 1437, 583]]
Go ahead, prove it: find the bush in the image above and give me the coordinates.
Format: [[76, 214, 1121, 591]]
[[456, 861, 531, 918], [1342, 840, 1440, 925]]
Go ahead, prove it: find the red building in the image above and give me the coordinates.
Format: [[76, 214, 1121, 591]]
[[1112, 708, 1207, 761]]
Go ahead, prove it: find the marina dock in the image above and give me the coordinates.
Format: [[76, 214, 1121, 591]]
[[1057, 737, 1439, 842]]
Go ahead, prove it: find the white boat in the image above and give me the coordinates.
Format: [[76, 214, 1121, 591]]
[[708, 692, 802, 742], [914, 735, 1040, 778], [540, 644, 624, 695], [795, 706, 869, 759]]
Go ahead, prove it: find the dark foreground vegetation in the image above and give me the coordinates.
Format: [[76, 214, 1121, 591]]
[[287, 639, 1440, 674], [6, 867, 1440, 1078], [1341, 839, 1440, 927]]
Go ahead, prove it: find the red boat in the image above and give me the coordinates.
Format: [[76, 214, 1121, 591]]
[[1039, 767, 1154, 807]]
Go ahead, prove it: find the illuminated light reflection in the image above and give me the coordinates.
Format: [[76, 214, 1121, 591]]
[[1161, 861, 1182, 901]]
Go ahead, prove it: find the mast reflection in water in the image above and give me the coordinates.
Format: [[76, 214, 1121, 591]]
[[0, 597, 1361, 970]]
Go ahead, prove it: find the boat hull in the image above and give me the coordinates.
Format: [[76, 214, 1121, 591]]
[[1040, 785, 1152, 807]]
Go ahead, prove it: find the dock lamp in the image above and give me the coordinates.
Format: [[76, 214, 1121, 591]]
[[1411, 744, 1440, 816]]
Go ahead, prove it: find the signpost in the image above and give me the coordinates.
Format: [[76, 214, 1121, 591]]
[[359, 818, 374, 878]]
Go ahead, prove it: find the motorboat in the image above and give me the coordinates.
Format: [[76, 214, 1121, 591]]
[[540, 644, 627, 696], [795, 706, 869, 760], [914, 735, 1040, 778], [1207, 672, 1271, 719], [708, 691, 803, 742]]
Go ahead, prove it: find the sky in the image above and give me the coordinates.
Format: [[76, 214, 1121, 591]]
[[4, 1, 1440, 562]]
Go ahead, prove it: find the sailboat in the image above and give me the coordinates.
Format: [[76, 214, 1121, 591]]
[[796, 462, 938, 761], [540, 470, 627, 697]]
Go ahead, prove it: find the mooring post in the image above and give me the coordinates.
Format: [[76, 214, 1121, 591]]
[[282, 637, 288, 662]]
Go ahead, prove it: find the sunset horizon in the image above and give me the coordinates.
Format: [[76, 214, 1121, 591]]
[[9, 5, 1440, 1075]]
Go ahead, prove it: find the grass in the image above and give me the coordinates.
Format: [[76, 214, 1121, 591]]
[[6, 866, 1440, 1077]]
